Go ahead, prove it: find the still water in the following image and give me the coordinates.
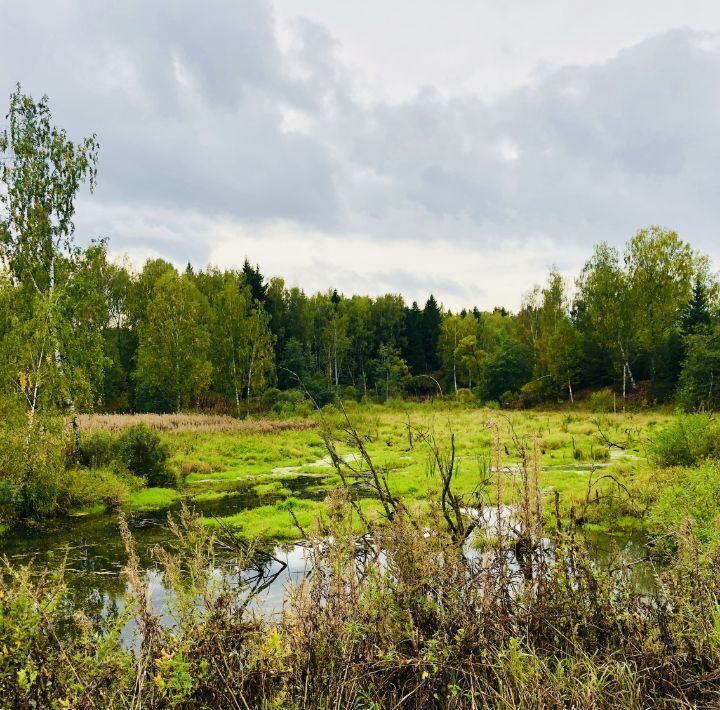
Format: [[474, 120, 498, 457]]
[[0, 475, 658, 647]]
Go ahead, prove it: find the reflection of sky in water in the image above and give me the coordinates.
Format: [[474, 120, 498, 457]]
[[120, 543, 313, 649], [2, 495, 659, 649]]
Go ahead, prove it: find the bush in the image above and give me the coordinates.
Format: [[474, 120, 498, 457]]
[[453, 388, 475, 406], [62, 464, 143, 510], [588, 388, 615, 413], [77, 429, 117, 468], [650, 414, 720, 467], [117, 424, 172, 487], [0, 410, 67, 521], [260, 387, 282, 410], [303, 373, 336, 408], [341, 385, 359, 402], [649, 461, 720, 545], [499, 390, 516, 407], [269, 389, 309, 416], [77, 424, 173, 487]]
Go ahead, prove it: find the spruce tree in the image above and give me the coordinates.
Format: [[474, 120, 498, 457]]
[[421, 295, 442, 372]]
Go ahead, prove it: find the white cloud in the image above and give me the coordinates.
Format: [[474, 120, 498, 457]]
[[2, 1, 720, 309]]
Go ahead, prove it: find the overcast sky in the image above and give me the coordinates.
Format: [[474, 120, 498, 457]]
[[2, 1, 720, 310]]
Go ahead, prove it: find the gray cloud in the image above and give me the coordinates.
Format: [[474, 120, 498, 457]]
[[1, 2, 719, 306]]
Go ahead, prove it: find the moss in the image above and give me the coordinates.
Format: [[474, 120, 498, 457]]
[[190, 490, 242, 503], [208, 499, 325, 539]]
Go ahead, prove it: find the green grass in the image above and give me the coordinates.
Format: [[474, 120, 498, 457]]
[[208, 496, 388, 540], [252, 481, 292, 497], [124, 487, 181, 512], [71, 402, 679, 539], [69, 503, 108, 517], [189, 490, 244, 503]]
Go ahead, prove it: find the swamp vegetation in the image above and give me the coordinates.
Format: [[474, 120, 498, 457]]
[[3, 403, 720, 707]]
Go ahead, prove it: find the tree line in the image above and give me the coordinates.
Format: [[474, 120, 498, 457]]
[[2, 87, 720, 421]]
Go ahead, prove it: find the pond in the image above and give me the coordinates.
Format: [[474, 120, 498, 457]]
[[0, 471, 658, 647]]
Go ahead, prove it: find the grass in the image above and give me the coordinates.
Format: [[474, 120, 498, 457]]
[[143, 403, 670, 539], [125, 487, 181, 512], [61, 402, 684, 540]]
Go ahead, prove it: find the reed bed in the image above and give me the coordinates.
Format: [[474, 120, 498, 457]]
[[77, 412, 317, 434]]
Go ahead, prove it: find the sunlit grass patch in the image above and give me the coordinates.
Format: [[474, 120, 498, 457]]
[[125, 487, 181, 512]]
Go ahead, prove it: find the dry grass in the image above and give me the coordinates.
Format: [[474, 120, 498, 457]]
[[78, 413, 317, 435]]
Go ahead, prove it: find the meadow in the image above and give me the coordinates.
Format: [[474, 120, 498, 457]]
[[67, 401, 680, 542]]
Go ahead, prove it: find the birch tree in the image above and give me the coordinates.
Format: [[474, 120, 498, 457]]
[[236, 302, 274, 413], [536, 272, 582, 403], [438, 314, 476, 392], [624, 227, 694, 379], [209, 273, 274, 416], [577, 243, 637, 398], [0, 87, 99, 443], [136, 271, 212, 413]]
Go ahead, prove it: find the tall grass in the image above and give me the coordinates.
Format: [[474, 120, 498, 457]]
[[78, 412, 317, 434], [3, 418, 720, 707]]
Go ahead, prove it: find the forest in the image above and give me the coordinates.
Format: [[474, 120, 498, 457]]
[[1, 88, 719, 427], [5, 91, 720, 708]]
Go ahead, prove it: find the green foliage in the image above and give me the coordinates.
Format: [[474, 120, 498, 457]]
[[0, 401, 67, 521], [78, 423, 172, 487], [678, 324, 720, 411], [649, 462, 720, 544], [483, 343, 532, 401], [374, 344, 411, 399], [680, 276, 713, 335], [588, 387, 615, 413], [77, 429, 117, 468], [650, 413, 720, 467], [63, 465, 143, 511], [0, 87, 104, 421], [135, 271, 212, 412], [117, 424, 172, 487]]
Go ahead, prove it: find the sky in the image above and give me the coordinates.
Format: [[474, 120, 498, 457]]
[[2, 0, 720, 311]]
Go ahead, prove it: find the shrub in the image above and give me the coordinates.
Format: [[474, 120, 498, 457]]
[[260, 387, 282, 410], [78, 423, 174, 487], [588, 388, 615, 413], [62, 464, 143, 510], [77, 429, 117, 468], [117, 424, 172, 487], [0, 414, 67, 520], [650, 414, 720, 467], [341, 385, 359, 402], [453, 388, 474, 406], [499, 390, 516, 407], [270, 389, 310, 416], [649, 461, 720, 545]]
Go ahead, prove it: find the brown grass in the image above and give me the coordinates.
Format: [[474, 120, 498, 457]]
[[77, 413, 317, 435]]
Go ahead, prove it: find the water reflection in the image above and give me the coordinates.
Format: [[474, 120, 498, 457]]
[[1, 486, 659, 648]]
